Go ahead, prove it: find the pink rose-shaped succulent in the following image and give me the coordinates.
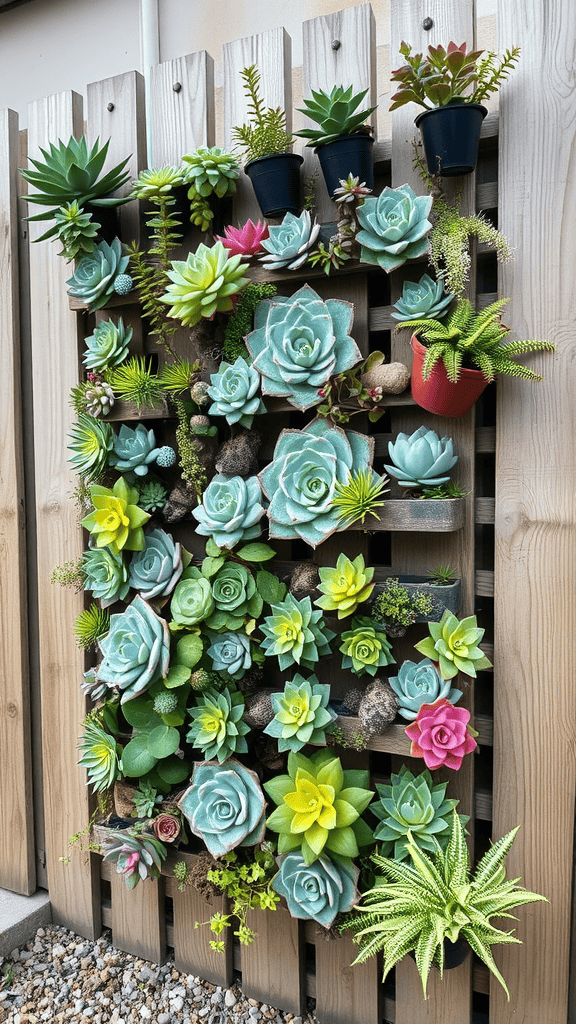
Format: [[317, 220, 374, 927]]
[[404, 697, 476, 771], [217, 220, 269, 258], [152, 813, 181, 844]]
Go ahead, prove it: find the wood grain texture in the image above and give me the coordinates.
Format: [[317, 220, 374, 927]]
[[149, 52, 215, 164], [0, 108, 34, 895], [171, 885, 233, 986], [28, 91, 100, 936], [241, 906, 305, 1015], [110, 871, 167, 965], [348, 497, 466, 532], [492, 0, 576, 1020], [315, 930, 381, 1024]]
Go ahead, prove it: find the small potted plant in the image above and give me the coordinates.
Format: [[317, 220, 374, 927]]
[[295, 85, 377, 197], [371, 577, 434, 637], [390, 41, 520, 176], [232, 64, 302, 218], [375, 567, 461, 623]]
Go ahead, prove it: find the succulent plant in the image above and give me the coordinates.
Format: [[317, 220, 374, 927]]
[[67, 414, 114, 481], [316, 554, 375, 620], [260, 418, 374, 548], [183, 147, 239, 198], [113, 274, 133, 296], [385, 426, 458, 489], [132, 780, 163, 818], [231, 64, 294, 162], [160, 242, 250, 328], [207, 630, 252, 681], [260, 593, 335, 672], [170, 571, 215, 626], [153, 691, 179, 715], [392, 273, 454, 322], [265, 748, 374, 865], [339, 616, 395, 676], [356, 183, 433, 273], [192, 474, 265, 550], [96, 595, 170, 702], [209, 562, 262, 625], [109, 423, 161, 479], [259, 211, 321, 272], [138, 480, 167, 513], [85, 379, 115, 418], [217, 220, 269, 258], [190, 668, 223, 692], [186, 687, 250, 762], [128, 528, 183, 601], [389, 658, 462, 720], [390, 40, 521, 110], [405, 696, 476, 770], [273, 852, 359, 928], [54, 201, 100, 261], [331, 468, 389, 527], [207, 357, 265, 429], [67, 238, 131, 311], [371, 577, 434, 632], [131, 165, 185, 201], [415, 610, 492, 679], [75, 600, 110, 649], [152, 813, 182, 843], [106, 357, 164, 412], [81, 476, 151, 555], [372, 765, 465, 860], [295, 85, 377, 147], [101, 830, 167, 890], [245, 284, 361, 411], [178, 758, 267, 857], [264, 674, 336, 752], [80, 666, 108, 702], [82, 545, 130, 607], [156, 446, 176, 468], [77, 721, 120, 793], [83, 318, 132, 371]]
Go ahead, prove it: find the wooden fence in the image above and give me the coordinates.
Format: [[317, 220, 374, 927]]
[[1, 1, 575, 1022]]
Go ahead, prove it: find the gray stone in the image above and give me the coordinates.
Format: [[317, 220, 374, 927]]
[[224, 990, 237, 1008], [158, 1015, 172, 1024]]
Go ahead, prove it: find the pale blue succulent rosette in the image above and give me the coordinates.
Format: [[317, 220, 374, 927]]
[[207, 630, 251, 680], [95, 594, 170, 702], [392, 273, 454, 322], [389, 658, 462, 720], [259, 417, 374, 548], [170, 570, 215, 626], [207, 357, 265, 429], [245, 284, 361, 411], [259, 210, 321, 271], [82, 317, 132, 370], [178, 759, 266, 857], [67, 237, 131, 311], [109, 423, 162, 480], [357, 183, 433, 273], [192, 474, 265, 550], [128, 528, 183, 601], [82, 545, 130, 608], [385, 426, 458, 489], [272, 852, 359, 928]]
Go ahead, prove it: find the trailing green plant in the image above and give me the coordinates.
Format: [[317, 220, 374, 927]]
[[390, 40, 521, 110], [173, 397, 208, 499], [307, 240, 350, 275], [51, 559, 85, 590], [302, 170, 319, 212], [105, 357, 164, 411], [54, 201, 100, 261], [232, 64, 294, 162], [73, 603, 110, 649], [222, 281, 277, 362], [77, 720, 120, 792], [372, 578, 433, 630], [60, 802, 107, 864], [428, 563, 457, 585], [132, 780, 163, 818], [296, 85, 376, 147], [332, 468, 389, 527], [199, 846, 280, 951]]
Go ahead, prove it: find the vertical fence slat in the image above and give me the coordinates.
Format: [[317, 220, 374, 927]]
[[28, 90, 100, 937], [110, 872, 167, 965], [0, 107, 35, 896], [149, 52, 215, 165], [171, 885, 233, 987], [315, 931, 381, 1024], [241, 906, 305, 1015], [492, 0, 576, 1020]]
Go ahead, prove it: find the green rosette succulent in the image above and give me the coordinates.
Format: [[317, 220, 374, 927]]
[[83, 317, 132, 371], [77, 721, 120, 793], [245, 284, 361, 411], [295, 84, 377, 147], [207, 562, 263, 631], [130, 165, 185, 201], [372, 766, 466, 861], [207, 357, 265, 428], [389, 658, 462, 720], [170, 568, 215, 626], [392, 273, 454, 322], [264, 673, 336, 752], [81, 476, 150, 555], [385, 426, 458, 489], [182, 146, 239, 198], [260, 418, 374, 548], [109, 423, 161, 478], [272, 852, 359, 928], [138, 480, 167, 513], [82, 545, 130, 608], [415, 610, 492, 679], [356, 183, 433, 273], [339, 615, 395, 676], [207, 630, 252, 681], [192, 475, 265, 550], [178, 758, 266, 858], [96, 594, 170, 702], [259, 211, 321, 272], [67, 414, 114, 481], [101, 831, 167, 890], [316, 554, 375, 620], [186, 686, 250, 762], [265, 749, 374, 865], [54, 201, 100, 261], [128, 528, 183, 601], [67, 238, 131, 311], [160, 242, 250, 328], [260, 593, 335, 672]]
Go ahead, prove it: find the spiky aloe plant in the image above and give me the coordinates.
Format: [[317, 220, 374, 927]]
[[332, 469, 389, 526], [101, 830, 167, 889], [77, 721, 120, 792], [295, 85, 377, 147]]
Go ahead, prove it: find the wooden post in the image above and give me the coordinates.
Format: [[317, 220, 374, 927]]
[[241, 906, 306, 1015], [149, 52, 215, 164], [110, 872, 167, 965]]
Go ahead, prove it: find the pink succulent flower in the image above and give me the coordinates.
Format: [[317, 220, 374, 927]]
[[217, 220, 269, 257], [153, 813, 181, 844], [404, 696, 476, 771]]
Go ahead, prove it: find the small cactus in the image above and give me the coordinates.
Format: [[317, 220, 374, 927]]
[[153, 692, 179, 715]]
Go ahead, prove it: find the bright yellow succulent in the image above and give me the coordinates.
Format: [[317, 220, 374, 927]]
[[315, 553, 375, 619], [81, 476, 150, 555]]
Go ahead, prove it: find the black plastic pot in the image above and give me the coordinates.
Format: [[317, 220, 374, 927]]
[[85, 202, 121, 244], [410, 937, 470, 972], [415, 103, 487, 177], [245, 152, 303, 218], [316, 134, 374, 198]]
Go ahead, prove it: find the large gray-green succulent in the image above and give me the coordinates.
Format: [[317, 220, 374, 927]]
[[385, 426, 458, 489], [207, 356, 265, 428], [83, 317, 132, 371], [128, 528, 183, 601], [372, 766, 467, 861], [67, 238, 131, 311], [357, 183, 433, 272], [392, 273, 453, 322], [96, 594, 170, 702], [109, 423, 161, 478]]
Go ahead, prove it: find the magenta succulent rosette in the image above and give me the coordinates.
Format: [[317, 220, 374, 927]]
[[178, 759, 266, 858], [152, 813, 181, 844], [217, 219, 269, 257], [405, 697, 476, 771]]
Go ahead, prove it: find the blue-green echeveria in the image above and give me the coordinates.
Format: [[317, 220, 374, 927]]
[[339, 615, 395, 676], [82, 545, 130, 608], [372, 765, 466, 860], [356, 184, 433, 273], [82, 317, 132, 370], [128, 528, 183, 601], [109, 423, 161, 478], [96, 594, 170, 702], [207, 357, 265, 428], [392, 274, 454, 322], [186, 687, 250, 762], [245, 285, 361, 411], [67, 237, 131, 311], [259, 211, 321, 271], [192, 474, 265, 550], [389, 658, 462, 720], [264, 673, 337, 752], [385, 426, 458, 488], [273, 852, 359, 928], [260, 593, 335, 671], [170, 568, 215, 626], [207, 630, 251, 680], [260, 417, 374, 548], [178, 759, 266, 857]]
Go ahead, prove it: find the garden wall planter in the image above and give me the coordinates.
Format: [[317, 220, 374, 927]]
[[375, 575, 462, 621], [245, 152, 303, 218], [316, 134, 374, 197], [415, 103, 487, 177], [349, 496, 466, 532], [411, 336, 489, 417]]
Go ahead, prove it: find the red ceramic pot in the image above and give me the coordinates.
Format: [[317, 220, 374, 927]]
[[411, 336, 489, 418]]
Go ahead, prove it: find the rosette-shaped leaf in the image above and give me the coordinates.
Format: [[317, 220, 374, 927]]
[[101, 831, 167, 890], [392, 273, 454, 322], [182, 146, 239, 198], [372, 765, 464, 860], [128, 528, 183, 601], [245, 284, 361, 411], [207, 630, 251, 680], [207, 357, 265, 428], [273, 852, 359, 927], [385, 426, 458, 489], [316, 554, 374, 620], [160, 242, 250, 328], [68, 414, 114, 481], [339, 615, 395, 676], [415, 610, 492, 680], [85, 380, 115, 418], [264, 673, 337, 752], [389, 658, 462, 720], [186, 687, 250, 762], [153, 813, 181, 843], [130, 165, 185, 201], [83, 545, 130, 608], [208, 562, 262, 630], [192, 474, 265, 549], [81, 476, 151, 555], [357, 184, 433, 273], [77, 721, 120, 792], [170, 570, 215, 626], [67, 238, 130, 311], [83, 317, 132, 370], [260, 211, 321, 271], [265, 749, 374, 865], [295, 84, 377, 148], [178, 759, 266, 857], [405, 697, 477, 771], [260, 593, 335, 671], [260, 418, 374, 548], [109, 423, 161, 478], [217, 219, 269, 257], [96, 594, 170, 702]]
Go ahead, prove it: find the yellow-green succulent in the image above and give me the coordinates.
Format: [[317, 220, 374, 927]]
[[315, 553, 375, 619], [81, 476, 150, 555]]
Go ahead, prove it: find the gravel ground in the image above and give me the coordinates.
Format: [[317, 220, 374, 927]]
[[0, 925, 317, 1024]]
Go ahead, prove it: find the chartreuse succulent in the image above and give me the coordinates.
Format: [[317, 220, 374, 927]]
[[389, 658, 462, 719], [179, 759, 267, 858], [186, 687, 250, 762], [67, 414, 113, 481], [83, 545, 130, 607], [83, 317, 132, 371], [265, 749, 374, 865], [67, 238, 131, 311], [264, 674, 336, 752], [109, 424, 161, 478], [415, 610, 492, 679], [96, 595, 170, 702], [259, 212, 321, 273], [260, 593, 335, 672], [343, 811, 547, 998], [77, 721, 120, 792], [207, 357, 265, 429], [101, 830, 167, 890], [372, 766, 466, 860], [81, 477, 150, 555], [131, 165, 185, 201], [316, 554, 374, 620], [392, 273, 454, 322], [160, 242, 250, 328], [295, 85, 377, 147], [339, 616, 395, 676], [385, 426, 458, 489], [54, 201, 100, 261], [356, 183, 433, 273], [273, 853, 360, 928]]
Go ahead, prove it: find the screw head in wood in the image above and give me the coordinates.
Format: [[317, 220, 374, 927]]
[[422, 17, 434, 30], [173, 82, 182, 92], [331, 39, 341, 50], [107, 102, 115, 112]]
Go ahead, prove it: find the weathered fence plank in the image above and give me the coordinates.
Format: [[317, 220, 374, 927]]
[[110, 871, 167, 965], [241, 906, 306, 1015], [170, 884, 233, 987], [149, 52, 215, 165], [315, 931, 381, 1024]]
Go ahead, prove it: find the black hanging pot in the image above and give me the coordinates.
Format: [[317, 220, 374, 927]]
[[415, 102, 487, 177], [316, 133, 374, 198], [85, 202, 121, 244], [409, 936, 470, 972], [245, 152, 303, 218]]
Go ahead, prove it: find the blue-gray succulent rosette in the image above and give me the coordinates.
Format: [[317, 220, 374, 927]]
[[83, 545, 130, 608], [207, 630, 252, 680], [245, 285, 361, 411], [389, 658, 462, 720], [109, 423, 161, 478], [357, 183, 433, 273], [392, 273, 454, 322], [128, 528, 183, 601], [259, 417, 374, 547], [96, 594, 170, 703], [207, 356, 265, 429], [272, 852, 359, 928], [178, 759, 267, 858], [192, 474, 265, 549], [385, 426, 458, 489]]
